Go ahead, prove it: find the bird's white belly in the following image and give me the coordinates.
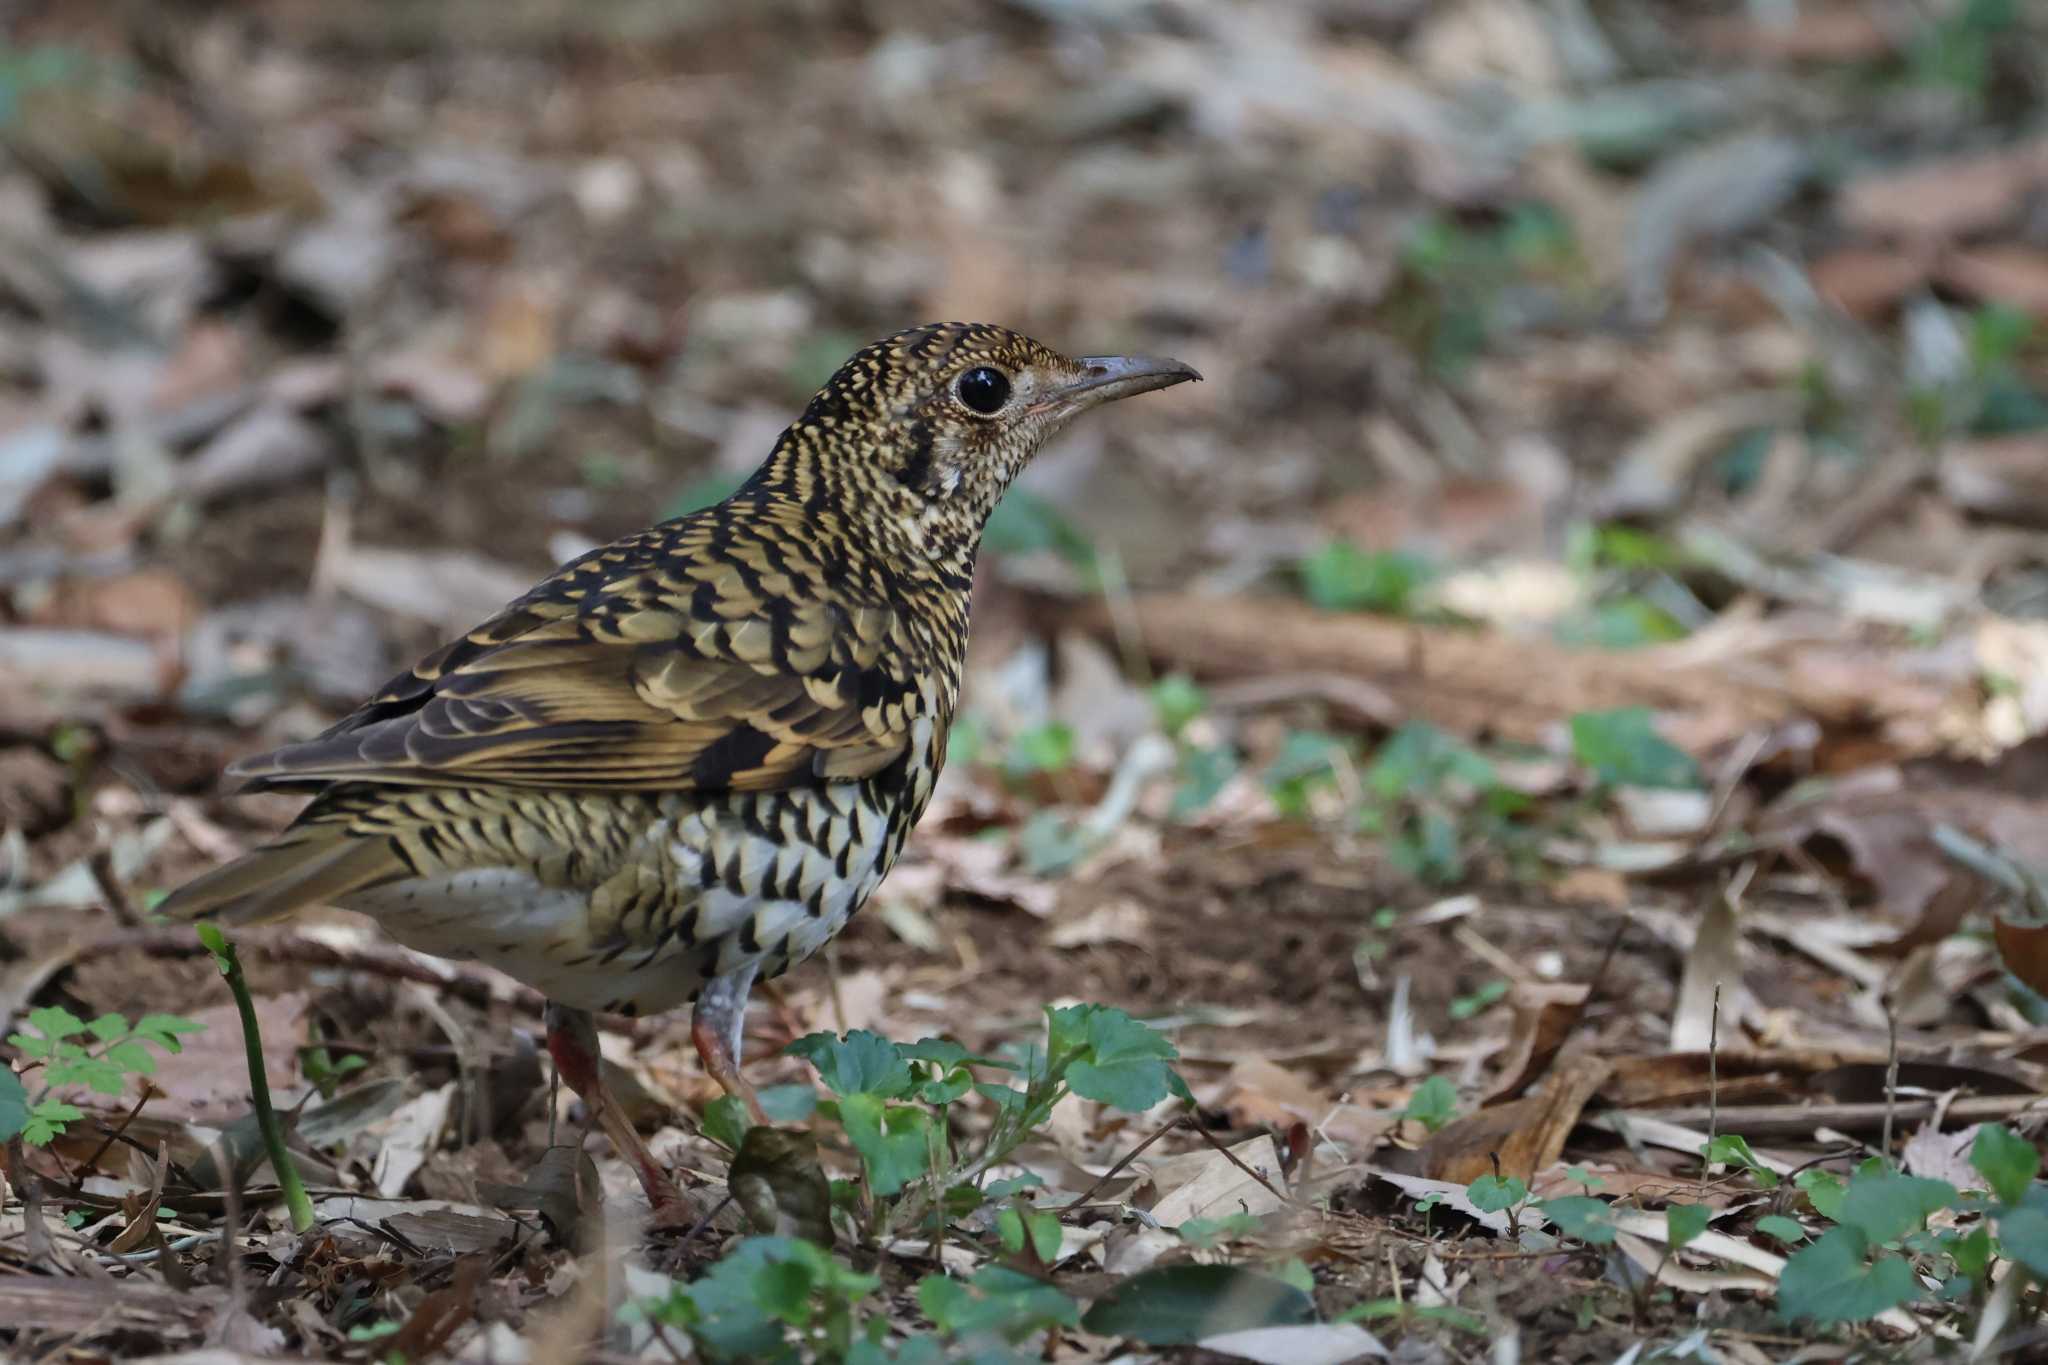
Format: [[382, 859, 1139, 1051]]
[[339, 791, 897, 1016]]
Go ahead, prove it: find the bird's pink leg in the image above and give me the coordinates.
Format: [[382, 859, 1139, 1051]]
[[543, 1004, 691, 1220]]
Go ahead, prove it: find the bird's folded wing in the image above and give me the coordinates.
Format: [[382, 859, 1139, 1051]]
[[228, 586, 928, 794]]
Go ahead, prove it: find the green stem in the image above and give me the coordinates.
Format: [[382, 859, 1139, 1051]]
[[205, 929, 316, 1234]]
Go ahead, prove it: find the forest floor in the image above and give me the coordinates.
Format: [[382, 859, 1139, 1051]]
[[6, 2, 2048, 1361]]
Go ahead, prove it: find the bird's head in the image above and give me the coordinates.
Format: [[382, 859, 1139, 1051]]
[[754, 322, 1199, 559]]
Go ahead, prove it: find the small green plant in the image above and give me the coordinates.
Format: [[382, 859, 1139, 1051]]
[[1001, 722, 1076, 782], [2, 1006, 202, 1145], [1702, 1133, 1779, 1189], [301, 1044, 368, 1098], [633, 1006, 1191, 1362], [1360, 722, 1524, 884], [1399, 1075, 1459, 1133], [1569, 707, 1701, 790], [197, 924, 316, 1234], [1390, 203, 1579, 378], [781, 1007, 1189, 1238], [1298, 542, 1434, 616]]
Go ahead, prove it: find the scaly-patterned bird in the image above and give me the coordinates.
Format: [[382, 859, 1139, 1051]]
[[161, 322, 1198, 1219]]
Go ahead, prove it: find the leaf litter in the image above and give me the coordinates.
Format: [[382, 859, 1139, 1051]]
[[5, 0, 2048, 1361]]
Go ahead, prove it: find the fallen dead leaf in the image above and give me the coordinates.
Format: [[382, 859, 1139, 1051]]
[[1145, 1134, 1288, 1227], [1839, 138, 2048, 241], [1421, 1052, 1612, 1184]]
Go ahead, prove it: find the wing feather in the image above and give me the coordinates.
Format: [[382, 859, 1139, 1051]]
[[229, 510, 939, 795]]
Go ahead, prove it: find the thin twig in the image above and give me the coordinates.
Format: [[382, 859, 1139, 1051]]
[[1183, 1118, 1299, 1209], [1056, 1119, 1184, 1214], [1882, 1004, 1900, 1166], [1706, 981, 1721, 1190]]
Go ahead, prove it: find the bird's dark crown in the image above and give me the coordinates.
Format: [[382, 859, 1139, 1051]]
[[740, 322, 1197, 569]]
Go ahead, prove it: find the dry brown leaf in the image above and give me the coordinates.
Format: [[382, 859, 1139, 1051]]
[[1220, 1057, 1330, 1132], [1940, 245, 2048, 316], [1420, 1052, 1611, 1184], [1479, 982, 1590, 1105], [1942, 436, 2048, 527], [1697, 5, 1893, 62], [1671, 891, 1742, 1052], [1145, 1135, 1288, 1227], [1994, 917, 2048, 998], [1808, 246, 1933, 320], [1839, 138, 2048, 241], [1071, 592, 1789, 749]]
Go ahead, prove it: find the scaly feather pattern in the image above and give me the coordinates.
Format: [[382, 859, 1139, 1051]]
[[161, 321, 1197, 1066]]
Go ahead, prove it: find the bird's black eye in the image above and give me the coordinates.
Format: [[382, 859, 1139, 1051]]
[[955, 366, 1011, 415]]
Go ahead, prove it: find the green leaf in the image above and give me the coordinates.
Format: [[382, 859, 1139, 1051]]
[[1539, 1196, 1616, 1245], [1299, 542, 1433, 614], [1666, 1202, 1710, 1250], [755, 1259, 817, 1325], [702, 1094, 751, 1152], [0, 1067, 28, 1142], [1466, 1174, 1527, 1213], [1838, 1173, 1958, 1245], [982, 489, 1094, 565], [785, 1031, 914, 1099], [27, 1006, 86, 1042], [1170, 743, 1238, 818], [1046, 1005, 1190, 1112], [1080, 1264, 1314, 1345], [1702, 1133, 1779, 1188], [23, 1099, 82, 1145], [1778, 1226, 1918, 1324], [1756, 1214, 1807, 1244], [917, 1068, 973, 1106], [1995, 1190, 2048, 1277], [131, 1014, 204, 1050], [1015, 810, 1091, 877], [1796, 1168, 1847, 1221], [838, 1093, 931, 1197], [104, 1040, 158, 1076], [1149, 674, 1208, 737], [1366, 723, 1493, 799], [1971, 1123, 2039, 1205], [918, 1265, 1078, 1343], [7, 1032, 49, 1060], [758, 1084, 818, 1122], [1003, 722, 1075, 779], [1399, 1076, 1458, 1133], [1951, 1224, 1994, 1281], [86, 1012, 129, 1043], [194, 922, 231, 971], [983, 1173, 1042, 1199], [1569, 707, 1700, 789], [48, 1055, 129, 1096]]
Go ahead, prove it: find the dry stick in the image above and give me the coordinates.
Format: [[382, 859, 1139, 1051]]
[[1618, 1094, 2048, 1136], [1056, 1119, 1185, 1215], [1882, 1004, 1901, 1167], [1706, 982, 1721, 1192], [1182, 1116, 1299, 1209], [74, 1086, 156, 1182]]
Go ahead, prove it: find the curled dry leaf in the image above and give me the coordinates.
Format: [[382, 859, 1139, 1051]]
[[1419, 1052, 1611, 1184]]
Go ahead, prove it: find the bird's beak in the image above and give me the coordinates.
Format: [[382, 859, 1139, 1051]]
[[1043, 354, 1203, 411]]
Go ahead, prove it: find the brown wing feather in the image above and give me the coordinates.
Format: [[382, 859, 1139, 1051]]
[[229, 509, 935, 795]]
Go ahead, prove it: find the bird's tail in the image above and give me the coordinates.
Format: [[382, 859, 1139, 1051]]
[[156, 827, 406, 927]]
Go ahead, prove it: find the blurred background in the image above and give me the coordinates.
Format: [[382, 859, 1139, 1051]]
[[7, 0, 2048, 1346]]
